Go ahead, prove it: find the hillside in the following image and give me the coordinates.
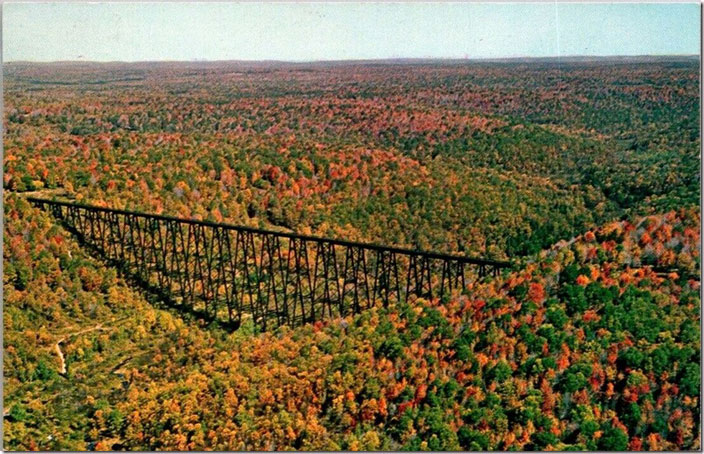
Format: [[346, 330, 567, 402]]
[[3, 60, 700, 451], [4, 60, 699, 257], [4, 194, 700, 450]]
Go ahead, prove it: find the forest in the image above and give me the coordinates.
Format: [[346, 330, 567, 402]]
[[3, 58, 701, 450]]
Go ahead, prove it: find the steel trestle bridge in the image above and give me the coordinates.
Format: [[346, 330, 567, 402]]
[[29, 197, 510, 331]]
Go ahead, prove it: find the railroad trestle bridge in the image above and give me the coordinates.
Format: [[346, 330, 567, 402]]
[[29, 197, 511, 331]]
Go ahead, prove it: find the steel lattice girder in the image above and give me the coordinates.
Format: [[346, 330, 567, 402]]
[[29, 197, 511, 331]]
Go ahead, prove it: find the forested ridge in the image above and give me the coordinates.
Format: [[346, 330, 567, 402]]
[[3, 59, 700, 450], [5, 59, 699, 256]]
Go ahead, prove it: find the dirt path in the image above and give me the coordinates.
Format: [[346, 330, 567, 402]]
[[11, 187, 72, 199], [54, 324, 111, 375]]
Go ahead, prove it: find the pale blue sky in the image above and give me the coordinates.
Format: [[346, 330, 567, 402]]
[[3, 2, 701, 62]]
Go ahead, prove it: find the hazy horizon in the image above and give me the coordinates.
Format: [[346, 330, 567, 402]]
[[4, 54, 701, 66], [3, 3, 701, 63]]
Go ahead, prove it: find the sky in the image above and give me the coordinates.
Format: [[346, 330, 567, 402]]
[[2, 2, 701, 62]]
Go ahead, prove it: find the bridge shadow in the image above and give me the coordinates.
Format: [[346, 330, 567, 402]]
[[61, 222, 242, 332]]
